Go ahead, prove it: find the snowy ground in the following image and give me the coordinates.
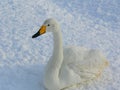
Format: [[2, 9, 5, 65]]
[[0, 0, 120, 90]]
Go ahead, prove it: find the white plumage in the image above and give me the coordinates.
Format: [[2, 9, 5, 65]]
[[32, 18, 109, 90]]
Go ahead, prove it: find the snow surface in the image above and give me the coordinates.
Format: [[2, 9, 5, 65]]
[[0, 0, 120, 90]]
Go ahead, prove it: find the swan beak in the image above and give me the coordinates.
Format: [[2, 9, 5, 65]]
[[32, 25, 46, 38]]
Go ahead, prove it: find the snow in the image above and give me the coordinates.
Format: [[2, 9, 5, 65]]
[[0, 0, 120, 90]]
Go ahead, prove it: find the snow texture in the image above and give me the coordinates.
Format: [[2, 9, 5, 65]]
[[0, 0, 120, 90]]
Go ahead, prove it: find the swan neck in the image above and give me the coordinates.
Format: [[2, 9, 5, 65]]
[[53, 30, 63, 54], [52, 30, 63, 67], [44, 29, 63, 86], [48, 30, 63, 77]]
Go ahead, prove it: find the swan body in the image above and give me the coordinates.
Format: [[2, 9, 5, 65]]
[[32, 18, 109, 90]]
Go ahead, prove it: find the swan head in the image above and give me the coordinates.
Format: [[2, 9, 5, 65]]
[[32, 18, 60, 38]]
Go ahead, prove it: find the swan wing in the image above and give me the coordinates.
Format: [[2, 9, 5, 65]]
[[63, 46, 108, 80]]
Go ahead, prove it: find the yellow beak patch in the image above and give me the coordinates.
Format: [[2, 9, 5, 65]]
[[39, 25, 46, 35]]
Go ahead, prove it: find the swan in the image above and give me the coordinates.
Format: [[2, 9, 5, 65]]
[[32, 18, 109, 90]]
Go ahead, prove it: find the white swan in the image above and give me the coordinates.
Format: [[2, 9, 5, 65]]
[[32, 18, 109, 90]]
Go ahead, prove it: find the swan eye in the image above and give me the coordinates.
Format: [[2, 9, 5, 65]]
[[48, 24, 50, 26]]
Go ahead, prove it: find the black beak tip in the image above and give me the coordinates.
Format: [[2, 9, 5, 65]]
[[32, 31, 40, 38], [32, 35, 35, 38], [32, 35, 36, 38]]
